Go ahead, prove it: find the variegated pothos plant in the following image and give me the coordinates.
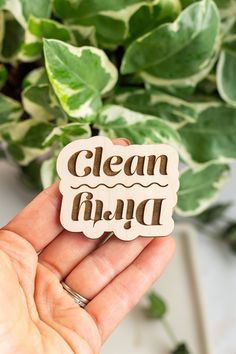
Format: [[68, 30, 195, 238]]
[[0, 0, 236, 217]]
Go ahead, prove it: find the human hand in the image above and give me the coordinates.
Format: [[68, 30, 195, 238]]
[[0, 138, 175, 354]]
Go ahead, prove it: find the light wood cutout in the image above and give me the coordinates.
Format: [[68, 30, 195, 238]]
[[57, 136, 179, 241]]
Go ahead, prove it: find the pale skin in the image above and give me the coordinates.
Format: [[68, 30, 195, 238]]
[[0, 138, 175, 354]]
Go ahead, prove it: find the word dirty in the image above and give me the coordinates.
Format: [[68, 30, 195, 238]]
[[57, 136, 179, 241]]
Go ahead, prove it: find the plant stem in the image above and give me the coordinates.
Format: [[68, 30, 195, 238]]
[[161, 317, 178, 346]]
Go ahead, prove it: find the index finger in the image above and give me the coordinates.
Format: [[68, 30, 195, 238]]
[[2, 138, 129, 251]]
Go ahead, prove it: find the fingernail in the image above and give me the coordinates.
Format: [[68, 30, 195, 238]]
[[121, 138, 130, 145]]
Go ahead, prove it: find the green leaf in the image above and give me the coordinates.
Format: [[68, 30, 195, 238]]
[[20, 122, 53, 148], [22, 84, 66, 121], [3, 119, 53, 165], [0, 0, 6, 9], [53, 0, 144, 20], [0, 94, 22, 125], [180, 0, 233, 10], [0, 64, 7, 89], [18, 16, 73, 62], [128, 0, 181, 41], [196, 202, 231, 223], [180, 0, 195, 8], [221, 222, 236, 253], [21, 159, 42, 190], [176, 164, 230, 216], [19, 42, 42, 62], [121, 0, 220, 88], [70, 25, 96, 47], [20, 0, 51, 21], [22, 67, 49, 89], [0, 11, 4, 52], [7, 143, 25, 161], [27, 16, 75, 43], [40, 156, 58, 188], [43, 39, 118, 118], [95, 105, 186, 160], [179, 105, 236, 164], [145, 291, 167, 319], [43, 122, 91, 147], [217, 36, 236, 106], [4, 0, 51, 26], [41, 122, 91, 188], [214, 0, 233, 8], [0, 147, 5, 158], [172, 343, 191, 354], [70, 15, 127, 48], [0, 13, 24, 60], [58, 0, 180, 49], [112, 88, 198, 128]]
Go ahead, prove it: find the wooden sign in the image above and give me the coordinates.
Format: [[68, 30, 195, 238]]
[[57, 136, 179, 241]]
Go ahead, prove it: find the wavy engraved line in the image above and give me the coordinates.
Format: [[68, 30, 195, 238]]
[[70, 182, 169, 190]]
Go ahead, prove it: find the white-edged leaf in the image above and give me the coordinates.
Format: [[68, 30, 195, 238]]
[[41, 156, 58, 188], [43, 122, 91, 147], [65, 0, 181, 48], [53, 0, 145, 20], [4, 0, 51, 27], [95, 104, 190, 162], [0, 93, 22, 125], [28, 15, 75, 43], [176, 164, 230, 216], [217, 36, 236, 106], [3, 119, 53, 165], [22, 67, 48, 89], [70, 25, 96, 47], [19, 16, 77, 61], [22, 84, 66, 120], [43, 39, 118, 118], [179, 104, 236, 165], [112, 88, 198, 128], [121, 0, 220, 88], [0, 12, 24, 60]]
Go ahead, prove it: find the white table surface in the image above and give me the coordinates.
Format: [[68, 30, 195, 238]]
[[0, 159, 236, 354]]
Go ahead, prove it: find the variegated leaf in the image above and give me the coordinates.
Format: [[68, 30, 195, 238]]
[[22, 67, 48, 89], [95, 104, 188, 158], [4, 0, 51, 27], [127, 0, 181, 41], [53, 0, 144, 19], [43, 122, 91, 147], [0, 93, 22, 125], [19, 16, 77, 61], [22, 84, 66, 121], [217, 36, 236, 106], [112, 88, 198, 128], [43, 39, 118, 118], [179, 104, 236, 165], [121, 0, 220, 89], [176, 164, 230, 216], [65, 0, 181, 48], [28, 15, 75, 43], [3, 119, 53, 165], [40, 156, 58, 188], [0, 13, 24, 60], [41, 121, 91, 187]]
